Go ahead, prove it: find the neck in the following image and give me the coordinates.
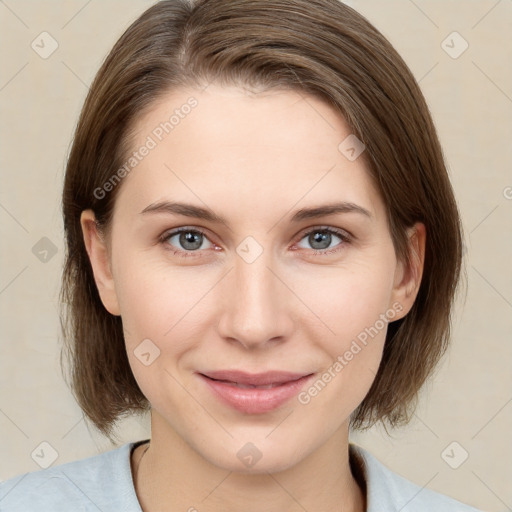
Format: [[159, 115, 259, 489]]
[[132, 411, 366, 512]]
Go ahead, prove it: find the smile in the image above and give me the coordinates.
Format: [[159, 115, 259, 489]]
[[197, 370, 315, 414]]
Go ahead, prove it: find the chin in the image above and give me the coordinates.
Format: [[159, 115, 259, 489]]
[[201, 438, 307, 475]]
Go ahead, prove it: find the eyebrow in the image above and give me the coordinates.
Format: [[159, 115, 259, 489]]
[[139, 200, 373, 226]]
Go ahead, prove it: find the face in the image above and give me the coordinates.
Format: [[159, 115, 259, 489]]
[[82, 84, 423, 473]]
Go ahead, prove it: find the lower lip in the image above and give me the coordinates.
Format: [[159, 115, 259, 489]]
[[198, 373, 315, 414]]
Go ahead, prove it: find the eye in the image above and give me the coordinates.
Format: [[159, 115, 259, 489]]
[[294, 226, 351, 255], [159, 227, 215, 258], [159, 225, 351, 259]]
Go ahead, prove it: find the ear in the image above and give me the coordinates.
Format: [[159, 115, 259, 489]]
[[80, 209, 121, 316], [388, 222, 426, 320]]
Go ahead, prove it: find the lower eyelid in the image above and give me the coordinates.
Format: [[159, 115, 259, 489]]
[[295, 228, 350, 252], [159, 227, 350, 256], [160, 228, 212, 251]]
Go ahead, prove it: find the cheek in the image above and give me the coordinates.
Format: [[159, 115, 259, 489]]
[[113, 253, 215, 387], [118, 266, 193, 410], [114, 251, 195, 338], [294, 254, 397, 396], [111, 257, 180, 383], [296, 256, 396, 344], [296, 283, 393, 419]]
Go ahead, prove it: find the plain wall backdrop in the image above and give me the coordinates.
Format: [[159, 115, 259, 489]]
[[0, 1, 511, 511]]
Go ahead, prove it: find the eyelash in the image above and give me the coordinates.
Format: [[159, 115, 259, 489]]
[[158, 226, 352, 259]]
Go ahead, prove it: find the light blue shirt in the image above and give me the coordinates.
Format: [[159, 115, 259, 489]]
[[0, 441, 484, 511]]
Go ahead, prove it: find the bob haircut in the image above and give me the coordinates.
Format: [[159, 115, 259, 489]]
[[60, 0, 465, 441]]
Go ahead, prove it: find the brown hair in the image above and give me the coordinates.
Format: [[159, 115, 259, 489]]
[[60, 0, 466, 441]]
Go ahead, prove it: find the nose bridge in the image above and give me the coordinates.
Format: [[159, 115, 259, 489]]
[[217, 236, 293, 348], [235, 247, 275, 309]]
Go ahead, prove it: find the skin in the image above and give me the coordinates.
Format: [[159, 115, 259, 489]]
[[81, 84, 425, 512]]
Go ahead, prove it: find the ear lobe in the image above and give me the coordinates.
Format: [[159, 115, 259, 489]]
[[389, 222, 426, 319], [80, 209, 121, 316]]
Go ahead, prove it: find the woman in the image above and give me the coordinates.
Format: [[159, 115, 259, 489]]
[[0, 0, 484, 510]]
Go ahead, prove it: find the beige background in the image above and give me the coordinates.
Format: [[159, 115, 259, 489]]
[[0, 0, 511, 510]]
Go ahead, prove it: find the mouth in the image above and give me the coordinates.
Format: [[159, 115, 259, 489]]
[[207, 381, 291, 389], [197, 370, 315, 414]]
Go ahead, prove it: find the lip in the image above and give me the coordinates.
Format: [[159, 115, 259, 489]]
[[197, 370, 315, 414]]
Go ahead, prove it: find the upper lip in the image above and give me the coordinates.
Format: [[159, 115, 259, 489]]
[[199, 370, 313, 386]]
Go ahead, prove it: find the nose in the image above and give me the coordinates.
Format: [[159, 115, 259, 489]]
[[216, 246, 295, 350]]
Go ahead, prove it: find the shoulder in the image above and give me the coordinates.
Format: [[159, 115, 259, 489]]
[[0, 442, 143, 512], [350, 443, 484, 512]]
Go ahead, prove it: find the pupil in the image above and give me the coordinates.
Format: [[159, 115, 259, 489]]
[[311, 231, 330, 250], [181, 231, 201, 250]]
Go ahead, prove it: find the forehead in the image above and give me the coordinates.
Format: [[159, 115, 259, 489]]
[[113, 84, 383, 226]]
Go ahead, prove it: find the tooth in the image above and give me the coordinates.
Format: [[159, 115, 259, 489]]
[[231, 383, 278, 389]]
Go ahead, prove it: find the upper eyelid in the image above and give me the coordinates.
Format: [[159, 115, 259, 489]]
[[161, 226, 213, 242], [161, 225, 352, 248]]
